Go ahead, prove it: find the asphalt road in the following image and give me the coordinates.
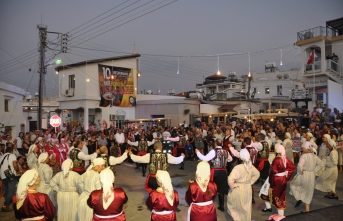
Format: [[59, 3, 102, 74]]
[[1, 160, 343, 221]]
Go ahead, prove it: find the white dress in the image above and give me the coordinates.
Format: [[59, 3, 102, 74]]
[[317, 143, 328, 175], [289, 153, 324, 204], [283, 138, 294, 163], [77, 170, 101, 221], [27, 153, 38, 169], [36, 163, 55, 206], [315, 149, 338, 193], [227, 164, 260, 221], [50, 170, 81, 221]]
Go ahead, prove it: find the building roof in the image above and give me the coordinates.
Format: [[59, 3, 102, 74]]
[[326, 17, 343, 30], [55, 54, 140, 71], [205, 74, 227, 80]]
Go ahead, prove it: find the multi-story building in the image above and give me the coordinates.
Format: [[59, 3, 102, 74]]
[[0, 81, 26, 137], [55, 54, 140, 130], [296, 17, 343, 111]]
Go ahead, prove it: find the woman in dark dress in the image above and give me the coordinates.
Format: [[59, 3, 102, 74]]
[[88, 134, 98, 155]]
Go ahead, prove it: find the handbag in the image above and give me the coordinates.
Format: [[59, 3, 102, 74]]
[[1, 154, 16, 181], [259, 176, 270, 197]]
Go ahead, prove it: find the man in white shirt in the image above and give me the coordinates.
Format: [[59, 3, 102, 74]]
[[69, 141, 99, 174], [115, 129, 126, 155], [0, 147, 20, 211], [162, 127, 171, 140]]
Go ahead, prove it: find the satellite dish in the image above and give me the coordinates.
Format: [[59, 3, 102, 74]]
[[283, 74, 289, 79], [276, 74, 282, 79], [229, 71, 236, 77]]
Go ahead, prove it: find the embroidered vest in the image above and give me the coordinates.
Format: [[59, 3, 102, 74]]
[[138, 141, 148, 152], [70, 149, 83, 168], [149, 152, 168, 174], [210, 148, 228, 168], [258, 141, 269, 159]]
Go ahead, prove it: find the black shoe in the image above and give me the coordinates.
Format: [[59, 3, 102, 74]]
[[328, 195, 338, 200], [252, 198, 255, 204], [1, 206, 12, 212], [324, 193, 333, 198], [261, 208, 272, 212], [295, 200, 302, 207]]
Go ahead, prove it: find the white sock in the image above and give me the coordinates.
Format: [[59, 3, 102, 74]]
[[265, 202, 271, 209], [278, 210, 284, 216]]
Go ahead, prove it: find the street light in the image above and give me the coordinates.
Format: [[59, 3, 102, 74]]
[[247, 73, 252, 116]]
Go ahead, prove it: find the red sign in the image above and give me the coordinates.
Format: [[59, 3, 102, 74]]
[[50, 115, 61, 127]]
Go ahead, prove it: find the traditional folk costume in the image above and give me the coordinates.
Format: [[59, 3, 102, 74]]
[[128, 138, 155, 177], [196, 145, 229, 211], [283, 133, 294, 163], [58, 138, 69, 167], [146, 170, 179, 221], [44, 139, 59, 173], [13, 169, 56, 221], [289, 142, 324, 206], [316, 134, 330, 175], [36, 153, 55, 206], [87, 168, 128, 221], [227, 149, 260, 221], [223, 135, 235, 175], [185, 161, 217, 221], [36, 137, 46, 156], [50, 159, 81, 221], [77, 158, 105, 221], [315, 139, 339, 196], [255, 139, 270, 182], [27, 144, 39, 169], [260, 144, 295, 217], [130, 148, 184, 193], [70, 146, 98, 174]]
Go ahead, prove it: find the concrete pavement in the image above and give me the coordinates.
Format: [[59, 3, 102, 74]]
[[1, 160, 343, 221]]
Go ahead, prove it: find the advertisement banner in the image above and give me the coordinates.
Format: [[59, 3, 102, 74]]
[[98, 64, 136, 107]]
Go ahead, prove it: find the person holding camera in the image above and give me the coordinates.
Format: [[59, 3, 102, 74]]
[[0, 147, 20, 212]]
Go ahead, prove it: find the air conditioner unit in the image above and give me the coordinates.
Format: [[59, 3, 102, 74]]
[[109, 114, 116, 121], [65, 88, 74, 97]]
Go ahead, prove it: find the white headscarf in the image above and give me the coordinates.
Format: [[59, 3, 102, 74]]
[[62, 159, 73, 178], [323, 134, 331, 141], [16, 169, 39, 209], [240, 149, 252, 171], [28, 144, 37, 154], [328, 139, 337, 150], [285, 132, 291, 139], [86, 158, 105, 171], [302, 141, 316, 154], [306, 132, 313, 138], [195, 161, 210, 192], [275, 144, 286, 168], [38, 153, 48, 164], [156, 170, 174, 206], [100, 168, 115, 210]]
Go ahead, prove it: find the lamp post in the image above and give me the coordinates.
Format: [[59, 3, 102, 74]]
[[247, 73, 252, 115]]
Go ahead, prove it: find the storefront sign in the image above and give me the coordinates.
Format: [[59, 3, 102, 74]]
[[98, 64, 136, 107]]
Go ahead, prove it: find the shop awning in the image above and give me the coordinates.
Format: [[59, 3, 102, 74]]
[[218, 104, 237, 113]]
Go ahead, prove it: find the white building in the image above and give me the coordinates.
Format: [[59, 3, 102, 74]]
[[135, 94, 200, 126], [0, 81, 26, 137], [296, 17, 343, 111], [55, 54, 140, 130], [22, 97, 59, 131]]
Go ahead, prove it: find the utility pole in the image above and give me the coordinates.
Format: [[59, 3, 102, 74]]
[[37, 24, 47, 130]]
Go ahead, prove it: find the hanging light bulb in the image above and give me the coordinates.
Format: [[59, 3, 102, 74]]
[[138, 72, 141, 77], [177, 57, 180, 75], [217, 54, 221, 75], [280, 49, 283, 66]]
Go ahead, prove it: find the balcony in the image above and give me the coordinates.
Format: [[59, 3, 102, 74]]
[[297, 26, 338, 42], [304, 60, 321, 74]]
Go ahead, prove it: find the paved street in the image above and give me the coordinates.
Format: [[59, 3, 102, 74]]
[[1, 160, 343, 221]]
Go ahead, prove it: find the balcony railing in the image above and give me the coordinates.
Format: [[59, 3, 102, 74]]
[[326, 59, 342, 78], [304, 60, 321, 73], [297, 26, 339, 41]]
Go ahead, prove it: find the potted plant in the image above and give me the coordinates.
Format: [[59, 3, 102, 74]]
[[95, 108, 102, 113]]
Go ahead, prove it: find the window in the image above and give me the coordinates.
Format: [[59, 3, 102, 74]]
[[265, 88, 270, 94], [277, 85, 282, 95], [69, 75, 75, 88], [4, 99, 9, 112]]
